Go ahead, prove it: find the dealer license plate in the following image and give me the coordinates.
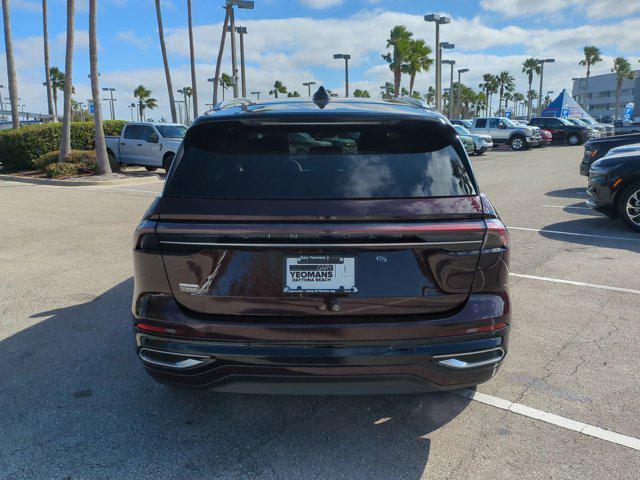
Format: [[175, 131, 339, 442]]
[[284, 255, 357, 294]]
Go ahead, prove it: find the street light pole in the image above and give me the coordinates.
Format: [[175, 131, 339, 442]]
[[442, 60, 455, 119], [537, 58, 555, 115], [102, 87, 116, 120], [251, 90, 261, 99], [303, 81, 316, 97], [425, 14, 451, 113], [333, 54, 351, 97], [0, 85, 5, 120], [178, 88, 189, 124], [207, 77, 215, 105], [237, 26, 247, 97], [456, 68, 469, 119]]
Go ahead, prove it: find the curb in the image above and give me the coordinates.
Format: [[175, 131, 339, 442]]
[[0, 173, 162, 187]]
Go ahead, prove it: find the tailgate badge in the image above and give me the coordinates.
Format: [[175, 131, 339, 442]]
[[179, 283, 199, 294], [376, 256, 388, 263]]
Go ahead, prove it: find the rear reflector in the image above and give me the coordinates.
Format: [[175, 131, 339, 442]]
[[435, 321, 508, 337], [135, 322, 208, 338]]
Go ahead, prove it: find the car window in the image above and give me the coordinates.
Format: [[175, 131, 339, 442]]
[[165, 121, 477, 200], [124, 125, 143, 139], [155, 125, 187, 139], [140, 126, 158, 143], [454, 125, 470, 135], [475, 119, 487, 128], [488, 119, 500, 128]]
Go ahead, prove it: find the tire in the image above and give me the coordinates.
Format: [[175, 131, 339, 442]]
[[107, 152, 120, 172], [144, 166, 158, 172], [568, 133, 581, 146], [162, 153, 175, 172], [509, 135, 526, 151], [618, 182, 640, 232]]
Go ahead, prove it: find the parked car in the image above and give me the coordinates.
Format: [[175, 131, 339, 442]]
[[470, 117, 541, 151], [581, 117, 614, 137], [539, 129, 553, 146], [453, 124, 493, 155], [566, 118, 601, 138], [586, 151, 640, 231], [131, 91, 511, 394], [459, 132, 476, 155], [580, 133, 640, 175], [451, 119, 473, 129], [613, 120, 640, 136], [528, 117, 594, 145], [105, 122, 186, 171]]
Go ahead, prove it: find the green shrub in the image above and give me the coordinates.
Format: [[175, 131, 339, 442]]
[[0, 120, 125, 171], [34, 149, 98, 170], [44, 161, 97, 179]]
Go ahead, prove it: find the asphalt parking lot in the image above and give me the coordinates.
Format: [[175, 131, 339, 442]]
[[1, 145, 639, 479]]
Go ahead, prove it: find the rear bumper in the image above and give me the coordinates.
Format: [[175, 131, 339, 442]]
[[135, 329, 509, 394], [132, 292, 511, 394]]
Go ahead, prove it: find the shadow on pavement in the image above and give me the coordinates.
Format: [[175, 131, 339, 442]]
[[545, 187, 587, 199], [0, 278, 470, 479], [539, 217, 640, 253]]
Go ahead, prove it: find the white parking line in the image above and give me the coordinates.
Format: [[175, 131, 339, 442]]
[[508, 226, 640, 243], [540, 204, 592, 211], [509, 273, 640, 295], [454, 389, 640, 451]]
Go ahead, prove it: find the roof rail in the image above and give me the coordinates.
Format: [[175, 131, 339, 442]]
[[212, 97, 255, 111], [394, 96, 432, 110]]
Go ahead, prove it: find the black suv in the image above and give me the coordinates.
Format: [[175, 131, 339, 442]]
[[529, 117, 594, 145], [580, 133, 640, 175], [131, 89, 511, 394]]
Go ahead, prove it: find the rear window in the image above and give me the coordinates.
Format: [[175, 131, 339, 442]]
[[165, 121, 476, 199]]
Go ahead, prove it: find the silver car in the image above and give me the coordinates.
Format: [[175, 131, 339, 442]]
[[453, 124, 493, 155]]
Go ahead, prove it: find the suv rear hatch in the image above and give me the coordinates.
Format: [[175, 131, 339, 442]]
[[157, 115, 488, 317]]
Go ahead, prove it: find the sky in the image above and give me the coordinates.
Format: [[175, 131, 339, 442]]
[[2, 0, 640, 120]]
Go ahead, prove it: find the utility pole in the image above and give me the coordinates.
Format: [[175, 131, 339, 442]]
[[303, 81, 316, 97], [538, 58, 555, 115], [425, 14, 451, 112], [442, 60, 455, 118], [0, 84, 5, 120], [333, 54, 351, 97], [102, 87, 116, 120], [456, 68, 469, 119]]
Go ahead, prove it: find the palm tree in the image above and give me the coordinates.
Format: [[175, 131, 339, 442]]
[[133, 85, 157, 121], [612, 57, 635, 119], [526, 89, 538, 112], [269, 80, 287, 98], [287, 91, 301, 97], [424, 86, 436, 106], [58, 0, 75, 161], [89, 0, 110, 174], [479, 74, 498, 116], [522, 58, 541, 119], [473, 92, 487, 116], [186, 0, 198, 118], [219, 73, 233, 100], [578, 46, 602, 109], [513, 92, 525, 119], [1, 0, 19, 129], [402, 38, 432, 96], [496, 71, 515, 115], [382, 25, 413, 98], [49, 67, 65, 119], [155, 0, 177, 122], [41, 0, 55, 121]]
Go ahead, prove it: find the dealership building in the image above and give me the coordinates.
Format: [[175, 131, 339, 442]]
[[571, 70, 640, 121]]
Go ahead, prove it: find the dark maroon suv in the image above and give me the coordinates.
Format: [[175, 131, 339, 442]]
[[132, 91, 510, 394]]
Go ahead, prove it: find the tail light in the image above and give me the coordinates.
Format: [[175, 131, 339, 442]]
[[135, 322, 208, 338], [483, 219, 509, 249]]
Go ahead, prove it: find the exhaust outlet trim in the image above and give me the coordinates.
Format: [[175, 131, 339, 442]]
[[139, 348, 212, 369], [433, 347, 505, 369]]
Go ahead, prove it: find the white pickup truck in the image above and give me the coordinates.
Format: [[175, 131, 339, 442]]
[[469, 117, 541, 151], [105, 122, 186, 171]]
